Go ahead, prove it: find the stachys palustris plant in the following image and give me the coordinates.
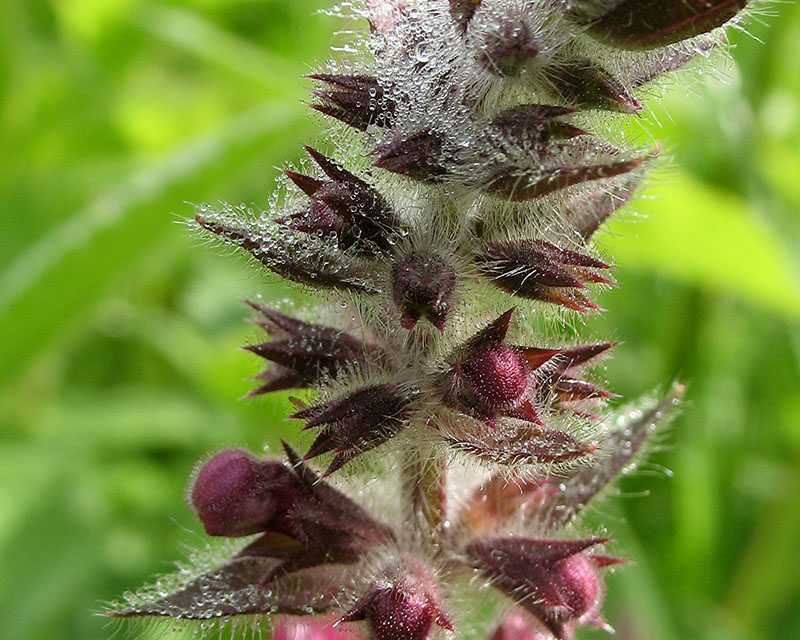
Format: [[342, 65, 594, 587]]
[[109, 1, 762, 639]]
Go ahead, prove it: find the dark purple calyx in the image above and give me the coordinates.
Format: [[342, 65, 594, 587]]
[[475, 18, 540, 77], [476, 238, 613, 312], [574, 0, 748, 49], [340, 556, 453, 640], [309, 74, 397, 131], [547, 59, 642, 113], [201, 443, 395, 584], [485, 154, 644, 202], [372, 129, 450, 182], [489, 104, 585, 151], [391, 251, 457, 330], [292, 383, 415, 476], [281, 146, 402, 256], [242, 299, 377, 396], [466, 536, 620, 639]]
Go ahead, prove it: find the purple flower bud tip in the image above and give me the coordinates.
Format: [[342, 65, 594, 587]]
[[391, 252, 456, 331], [341, 559, 453, 640], [191, 449, 290, 537], [279, 147, 401, 255]]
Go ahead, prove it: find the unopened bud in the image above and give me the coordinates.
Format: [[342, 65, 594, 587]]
[[243, 299, 375, 396], [466, 537, 618, 639], [190, 449, 300, 537], [341, 557, 453, 640], [391, 251, 456, 330]]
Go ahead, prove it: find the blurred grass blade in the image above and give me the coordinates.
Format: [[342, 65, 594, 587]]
[[134, 4, 303, 92], [605, 170, 800, 318], [0, 103, 307, 389]]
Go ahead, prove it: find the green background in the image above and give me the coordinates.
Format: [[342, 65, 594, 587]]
[[1, 1, 799, 639]]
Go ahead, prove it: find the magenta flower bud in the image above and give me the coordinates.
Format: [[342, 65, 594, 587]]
[[236, 443, 395, 582], [547, 60, 642, 114], [466, 537, 615, 639], [476, 238, 613, 312], [243, 300, 376, 396], [372, 130, 449, 182], [340, 557, 453, 640], [391, 251, 456, 330], [475, 17, 539, 77], [281, 146, 402, 256], [441, 309, 613, 426], [309, 74, 397, 131], [443, 309, 539, 427], [190, 449, 301, 537], [292, 384, 415, 476], [575, 0, 748, 50]]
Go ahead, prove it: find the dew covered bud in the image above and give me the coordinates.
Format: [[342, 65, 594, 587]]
[[341, 556, 453, 640], [474, 15, 539, 77], [574, 0, 748, 49], [476, 238, 613, 312], [488, 609, 553, 640], [391, 251, 456, 330], [309, 74, 397, 131], [281, 146, 402, 256], [466, 537, 619, 639], [190, 449, 301, 537], [293, 384, 416, 476]]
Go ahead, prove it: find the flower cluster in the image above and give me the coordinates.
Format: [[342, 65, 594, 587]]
[[110, 1, 756, 639]]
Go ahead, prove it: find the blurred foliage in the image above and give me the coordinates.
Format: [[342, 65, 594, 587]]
[[0, 2, 798, 640]]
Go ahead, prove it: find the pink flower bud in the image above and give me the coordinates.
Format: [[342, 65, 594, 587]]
[[309, 74, 397, 131], [466, 537, 618, 639], [391, 251, 457, 330], [190, 449, 300, 536], [340, 557, 453, 640], [574, 0, 748, 49], [476, 238, 613, 312], [441, 308, 610, 427], [243, 299, 376, 396], [281, 146, 402, 256], [292, 384, 415, 476]]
